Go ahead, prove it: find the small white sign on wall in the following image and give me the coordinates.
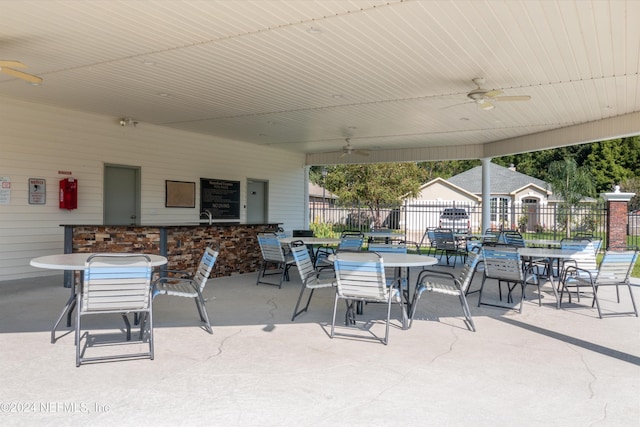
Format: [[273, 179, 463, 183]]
[[0, 177, 10, 205], [29, 178, 46, 205]]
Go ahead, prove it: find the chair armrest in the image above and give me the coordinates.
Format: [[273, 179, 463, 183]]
[[562, 265, 595, 283], [314, 269, 336, 279], [304, 275, 336, 288], [154, 269, 191, 279], [154, 276, 197, 287], [416, 269, 456, 283]]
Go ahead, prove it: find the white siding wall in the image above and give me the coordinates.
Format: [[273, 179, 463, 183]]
[[0, 98, 307, 282]]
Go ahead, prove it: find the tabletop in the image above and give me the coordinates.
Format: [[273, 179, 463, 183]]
[[517, 247, 580, 258], [279, 237, 341, 246], [329, 253, 438, 267], [30, 253, 168, 270], [524, 239, 562, 247]]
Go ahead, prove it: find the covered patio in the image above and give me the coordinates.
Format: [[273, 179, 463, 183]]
[[1, 265, 638, 426]]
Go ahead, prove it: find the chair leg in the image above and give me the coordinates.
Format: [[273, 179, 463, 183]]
[[345, 300, 357, 325], [138, 312, 147, 341], [52, 294, 75, 344], [195, 291, 213, 334], [330, 295, 339, 338], [408, 287, 423, 328], [591, 283, 603, 318], [458, 293, 476, 332], [121, 314, 132, 341], [383, 296, 392, 345], [194, 297, 206, 322], [291, 285, 314, 321], [75, 297, 81, 367], [477, 276, 487, 307], [256, 262, 265, 286], [628, 283, 639, 317], [148, 307, 154, 360]]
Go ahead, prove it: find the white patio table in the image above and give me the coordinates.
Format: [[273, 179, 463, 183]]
[[524, 239, 562, 248], [31, 253, 167, 343], [279, 237, 341, 246], [517, 247, 581, 309], [329, 253, 438, 321]]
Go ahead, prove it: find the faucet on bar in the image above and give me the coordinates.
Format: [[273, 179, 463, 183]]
[[200, 210, 213, 225]]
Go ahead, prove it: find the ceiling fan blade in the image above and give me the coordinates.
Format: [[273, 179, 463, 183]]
[[355, 150, 370, 156], [495, 95, 531, 102], [0, 60, 26, 68], [339, 151, 348, 158], [480, 101, 495, 110], [0, 67, 43, 84], [441, 100, 473, 110], [484, 89, 503, 98]]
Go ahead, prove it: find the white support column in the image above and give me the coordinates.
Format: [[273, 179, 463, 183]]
[[303, 165, 310, 229], [481, 158, 492, 232]]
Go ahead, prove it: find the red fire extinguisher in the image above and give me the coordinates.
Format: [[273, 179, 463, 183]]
[[59, 178, 78, 210]]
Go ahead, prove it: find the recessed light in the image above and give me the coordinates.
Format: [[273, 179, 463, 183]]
[[306, 26, 323, 34], [157, 92, 169, 97], [460, 117, 469, 121], [332, 94, 343, 99]]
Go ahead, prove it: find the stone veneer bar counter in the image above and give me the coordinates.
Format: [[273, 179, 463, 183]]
[[62, 223, 281, 287]]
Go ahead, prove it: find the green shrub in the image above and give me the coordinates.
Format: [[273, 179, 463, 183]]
[[310, 221, 339, 238]]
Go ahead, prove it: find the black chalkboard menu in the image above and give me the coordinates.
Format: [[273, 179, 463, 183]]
[[200, 178, 241, 219]]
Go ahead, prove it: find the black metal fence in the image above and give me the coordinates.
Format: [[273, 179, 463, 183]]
[[310, 200, 640, 248]]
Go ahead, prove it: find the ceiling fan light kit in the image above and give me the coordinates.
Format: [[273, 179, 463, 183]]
[[464, 77, 531, 110], [119, 117, 138, 127], [337, 138, 370, 158]]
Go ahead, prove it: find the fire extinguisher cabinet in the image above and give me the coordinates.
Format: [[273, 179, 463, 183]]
[[59, 178, 78, 210]]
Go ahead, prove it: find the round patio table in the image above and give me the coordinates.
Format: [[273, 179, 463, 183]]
[[31, 253, 167, 343]]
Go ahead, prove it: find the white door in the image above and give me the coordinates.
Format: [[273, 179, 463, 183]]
[[247, 180, 267, 223], [104, 164, 140, 225]]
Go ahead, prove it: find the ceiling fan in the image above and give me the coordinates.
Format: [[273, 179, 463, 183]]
[[0, 60, 43, 84], [340, 138, 370, 158], [464, 77, 530, 110]]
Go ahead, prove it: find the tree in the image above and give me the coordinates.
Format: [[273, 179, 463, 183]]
[[546, 157, 595, 237], [583, 139, 633, 193], [620, 176, 640, 211], [323, 163, 427, 227]]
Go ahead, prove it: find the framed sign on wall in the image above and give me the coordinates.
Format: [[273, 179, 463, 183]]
[[165, 180, 195, 208], [200, 178, 240, 219]]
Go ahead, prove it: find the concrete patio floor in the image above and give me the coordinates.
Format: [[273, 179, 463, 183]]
[[0, 263, 639, 426]]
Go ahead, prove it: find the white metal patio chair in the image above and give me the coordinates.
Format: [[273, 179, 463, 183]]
[[368, 239, 419, 290], [558, 239, 597, 301], [76, 254, 154, 367], [410, 251, 481, 331], [315, 231, 364, 268], [153, 245, 219, 334], [418, 228, 438, 256], [290, 241, 336, 321], [433, 228, 467, 267], [560, 248, 638, 318], [256, 232, 295, 288], [478, 247, 539, 312], [331, 251, 407, 345]]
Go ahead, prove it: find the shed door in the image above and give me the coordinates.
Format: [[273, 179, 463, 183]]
[[104, 164, 140, 225], [247, 180, 267, 223]]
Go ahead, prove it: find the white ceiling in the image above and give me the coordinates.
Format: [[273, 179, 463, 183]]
[[1, 0, 638, 164]]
